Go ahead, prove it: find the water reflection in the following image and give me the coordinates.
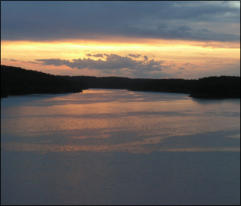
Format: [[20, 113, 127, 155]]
[[1, 89, 240, 205], [1, 89, 240, 153]]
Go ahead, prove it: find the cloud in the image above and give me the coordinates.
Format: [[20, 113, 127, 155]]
[[36, 54, 168, 77], [128, 54, 141, 58], [86, 53, 106, 58], [2, 1, 240, 42]]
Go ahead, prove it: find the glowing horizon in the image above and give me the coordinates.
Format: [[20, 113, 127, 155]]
[[2, 38, 240, 78]]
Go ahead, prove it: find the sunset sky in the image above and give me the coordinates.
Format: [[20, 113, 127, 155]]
[[1, 1, 240, 79]]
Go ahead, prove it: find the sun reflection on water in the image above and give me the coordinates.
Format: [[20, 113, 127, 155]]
[[1, 89, 240, 153]]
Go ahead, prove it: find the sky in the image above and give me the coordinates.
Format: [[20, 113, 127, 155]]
[[1, 1, 240, 79]]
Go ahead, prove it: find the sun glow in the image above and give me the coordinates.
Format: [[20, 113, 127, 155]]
[[2, 39, 240, 61], [1, 38, 240, 78]]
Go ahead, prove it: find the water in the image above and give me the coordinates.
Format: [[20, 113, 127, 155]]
[[1, 89, 240, 204]]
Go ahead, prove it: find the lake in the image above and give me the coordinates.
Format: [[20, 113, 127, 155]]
[[1, 89, 240, 205]]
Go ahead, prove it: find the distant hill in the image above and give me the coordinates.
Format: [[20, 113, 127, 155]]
[[1, 65, 83, 97], [190, 76, 240, 99], [1, 65, 240, 99]]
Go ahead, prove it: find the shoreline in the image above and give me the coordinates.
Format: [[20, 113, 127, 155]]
[[1, 65, 240, 99]]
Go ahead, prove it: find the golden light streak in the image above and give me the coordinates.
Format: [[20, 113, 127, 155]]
[[1, 39, 240, 62]]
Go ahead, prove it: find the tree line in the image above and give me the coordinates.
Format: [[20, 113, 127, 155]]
[[1, 65, 240, 99]]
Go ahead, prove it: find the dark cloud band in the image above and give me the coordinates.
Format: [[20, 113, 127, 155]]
[[36, 54, 169, 77], [2, 1, 240, 42]]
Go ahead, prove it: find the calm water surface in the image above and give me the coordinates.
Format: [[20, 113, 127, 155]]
[[1, 89, 240, 204]]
